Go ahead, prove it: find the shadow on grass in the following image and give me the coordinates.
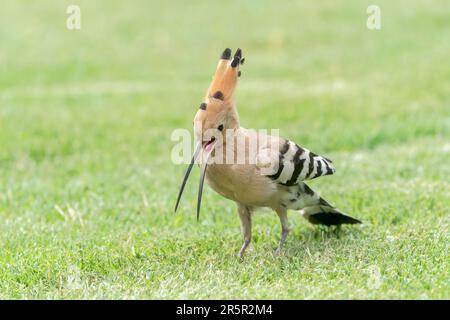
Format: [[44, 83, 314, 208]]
[[282, 225, 366, 258], [150, 223, 367, 263]]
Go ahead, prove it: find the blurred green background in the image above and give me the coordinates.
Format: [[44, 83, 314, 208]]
[[0, 1, 448, 299]]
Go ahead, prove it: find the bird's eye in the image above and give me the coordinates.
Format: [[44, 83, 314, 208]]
[[217, 124, 224, 131]]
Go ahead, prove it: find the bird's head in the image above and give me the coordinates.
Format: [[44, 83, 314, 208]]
[[175, 48, 245, 219], [193, 48, 243, 152]]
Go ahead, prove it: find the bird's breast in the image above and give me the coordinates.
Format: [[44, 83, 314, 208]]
[[205, 163, 277, 207]]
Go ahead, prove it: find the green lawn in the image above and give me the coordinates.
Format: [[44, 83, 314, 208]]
[[0, 0, 449, 299]]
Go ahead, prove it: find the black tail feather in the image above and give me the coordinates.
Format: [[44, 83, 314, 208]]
[[302, 203, 362, 227], [307, 211, 362, 226]]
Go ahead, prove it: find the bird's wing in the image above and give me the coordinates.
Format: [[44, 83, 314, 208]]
[[256, 139, 335, 186]]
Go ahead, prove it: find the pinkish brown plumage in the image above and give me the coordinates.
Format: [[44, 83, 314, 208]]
[[175, 48, 361, 257]]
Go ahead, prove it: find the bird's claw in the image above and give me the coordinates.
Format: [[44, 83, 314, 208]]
[[274, 247, 283, 256]]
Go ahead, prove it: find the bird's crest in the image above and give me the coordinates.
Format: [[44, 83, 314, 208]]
[[204, 48, 244, 108]]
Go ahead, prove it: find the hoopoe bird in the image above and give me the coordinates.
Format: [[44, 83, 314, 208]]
[[175, 48, 361, 257]]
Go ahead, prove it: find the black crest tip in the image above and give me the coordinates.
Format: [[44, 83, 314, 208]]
[[221, 48, 232, 60], [234, 48, 242, 59], [213, 91, 224, 100], [231, 57, 239, 68]]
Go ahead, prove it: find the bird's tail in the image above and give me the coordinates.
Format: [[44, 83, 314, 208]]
[[300, 198, 362, 226], [284, 183, 362, 226]]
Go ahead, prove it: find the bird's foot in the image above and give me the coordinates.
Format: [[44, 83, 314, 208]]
[[237, 240, 250, 259], [274, 247, 283, 256]]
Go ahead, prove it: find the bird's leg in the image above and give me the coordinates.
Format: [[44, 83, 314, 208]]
[[275, 208, 290, 255], [237, 204, 252, 258]]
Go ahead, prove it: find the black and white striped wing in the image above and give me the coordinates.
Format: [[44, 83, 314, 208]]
[[260, 140, 335, 186]]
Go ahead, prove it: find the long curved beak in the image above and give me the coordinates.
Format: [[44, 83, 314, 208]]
[[174, 142, 202, 212], [197, 139, 216, 221]]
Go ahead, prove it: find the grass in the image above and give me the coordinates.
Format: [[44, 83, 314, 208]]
[[0, 0, 449, 299]]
